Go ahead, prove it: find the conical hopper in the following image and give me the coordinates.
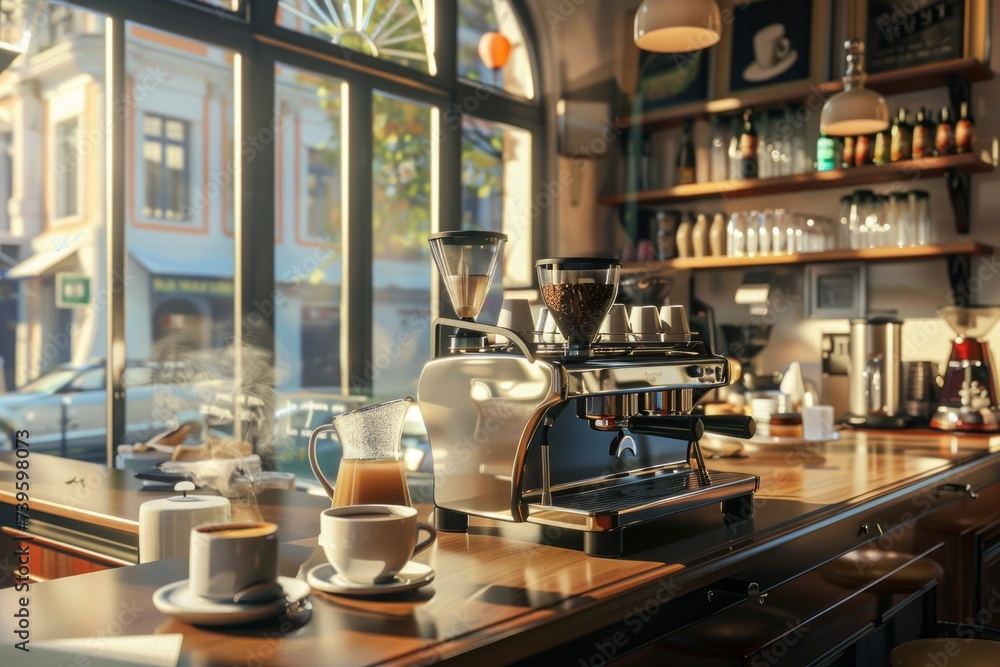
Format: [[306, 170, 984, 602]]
[[938, 306, 1000, 339], [429, 231, 507, 321]]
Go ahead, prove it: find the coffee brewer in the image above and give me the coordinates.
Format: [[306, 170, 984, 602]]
[[418, 241, 758, 557], [846, 317, 907, 428]]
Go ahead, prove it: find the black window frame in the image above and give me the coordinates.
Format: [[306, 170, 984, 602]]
[[58, 0, 547, 463]]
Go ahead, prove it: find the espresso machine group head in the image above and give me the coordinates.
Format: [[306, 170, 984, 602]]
[[418, 243, 759, 557]]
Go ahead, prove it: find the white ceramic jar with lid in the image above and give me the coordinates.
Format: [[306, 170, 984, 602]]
[[138, 482, 231, 563]]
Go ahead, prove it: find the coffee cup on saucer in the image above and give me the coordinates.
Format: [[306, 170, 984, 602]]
[[319, 505, 436, 585], [189, 522, 279, 601]]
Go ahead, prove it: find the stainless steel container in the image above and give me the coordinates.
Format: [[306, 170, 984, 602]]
[[848, 317, 904, 427]]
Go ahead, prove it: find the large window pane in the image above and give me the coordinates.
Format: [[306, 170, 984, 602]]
[[277, 0, 435, 74], [371, 91, 433, 399], [462, 116, 532, 322], [124, 24, 237, 450], [458, 0, 534, 99], [272, 64, 346, 483], [0, 6, 107, 461]]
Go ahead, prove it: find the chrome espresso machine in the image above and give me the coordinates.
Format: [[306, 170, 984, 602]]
[[418, 231, 759, 556]]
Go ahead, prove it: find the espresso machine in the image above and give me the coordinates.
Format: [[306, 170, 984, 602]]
[[418, 236, 758, 557]]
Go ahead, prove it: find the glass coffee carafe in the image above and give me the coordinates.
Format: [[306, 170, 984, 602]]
[[308, 397, 414, 507]]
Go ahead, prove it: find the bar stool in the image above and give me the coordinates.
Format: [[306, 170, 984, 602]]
[[820, 549, 944, 618], [890, 638, 999, 666]]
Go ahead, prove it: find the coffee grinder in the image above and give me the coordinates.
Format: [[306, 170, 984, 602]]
[[930, 306, 1000, 432], [428, 230, 507, 348]]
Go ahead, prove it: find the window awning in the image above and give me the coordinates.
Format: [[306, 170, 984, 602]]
[[3, 241, 80, 279], [129, 248, 234, 279]]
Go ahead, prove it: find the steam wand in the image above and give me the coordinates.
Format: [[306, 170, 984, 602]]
[[540, 416, 554, 506]]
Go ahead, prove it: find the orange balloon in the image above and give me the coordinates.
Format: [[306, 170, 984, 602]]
[[478, 31, 512, 70]]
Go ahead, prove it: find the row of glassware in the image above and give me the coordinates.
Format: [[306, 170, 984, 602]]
[[726, 209, 837, 258], [725, 190, 934, 258]]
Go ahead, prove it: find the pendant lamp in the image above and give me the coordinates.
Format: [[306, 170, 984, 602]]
[[820, 40, 890, 136], [634, 0, 721, 53]]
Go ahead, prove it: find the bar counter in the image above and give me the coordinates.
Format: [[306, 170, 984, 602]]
[[2, 430, 1000, 665]]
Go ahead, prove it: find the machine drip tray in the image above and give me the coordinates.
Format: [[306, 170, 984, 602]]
[[525, 469, 759, 533]]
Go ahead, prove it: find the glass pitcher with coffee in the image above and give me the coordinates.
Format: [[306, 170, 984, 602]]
[[308, 397, 414, 507]]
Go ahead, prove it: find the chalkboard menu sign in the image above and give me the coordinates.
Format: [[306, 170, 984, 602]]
[[866, 0, 965, 73]]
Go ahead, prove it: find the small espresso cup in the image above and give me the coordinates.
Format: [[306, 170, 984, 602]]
[[320, 505, 436, 585], [189, 522, 278, 601]]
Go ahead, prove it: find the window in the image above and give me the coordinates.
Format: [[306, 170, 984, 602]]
[[5, 0, 542, 472], [277, 0, 435, 74], [458, 0, 535, 99], [371, 91, 433, 399], [54, 118, 79, 219], [307, 148, 340, 241], [36, 5, 74, 51], [143, 114, 190, 222]]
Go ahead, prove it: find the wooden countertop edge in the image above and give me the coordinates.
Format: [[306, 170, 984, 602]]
[[0, 490, 140, 534], [379, 562, 687, 666]]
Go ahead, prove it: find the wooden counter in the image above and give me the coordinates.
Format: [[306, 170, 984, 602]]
[[2, 430, 999, 665]]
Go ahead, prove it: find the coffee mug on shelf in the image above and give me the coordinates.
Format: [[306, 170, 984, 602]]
[[319, 504, 436, 585], [189, 521, 279, 601]]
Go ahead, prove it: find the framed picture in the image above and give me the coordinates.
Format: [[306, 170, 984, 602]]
[[804, 263, 867, 319], [637, 49, 711, 112], [854, 0, 989, 74], [715, 0, 831, 99]]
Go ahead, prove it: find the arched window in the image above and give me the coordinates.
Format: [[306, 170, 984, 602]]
[[9, 0, 546, 464]]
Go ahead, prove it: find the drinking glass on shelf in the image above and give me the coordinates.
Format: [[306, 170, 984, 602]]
[[745, 210, 760, 256], [757, 210, 773, 255], [910, 190, 933, 246], [727, 212, 746, 257], [838, 195, 852, 250]]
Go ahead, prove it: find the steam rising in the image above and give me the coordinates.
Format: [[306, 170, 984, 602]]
[[142, 320, 287, 510]]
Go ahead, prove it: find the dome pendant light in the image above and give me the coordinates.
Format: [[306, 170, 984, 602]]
[[820, 40, 890, 136], [634, 0, 722, 53]]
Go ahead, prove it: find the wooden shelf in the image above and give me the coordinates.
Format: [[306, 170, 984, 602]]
[[621, 242, 993, 272], [618, 58, 993, 131], [599, 153, 994, 207]]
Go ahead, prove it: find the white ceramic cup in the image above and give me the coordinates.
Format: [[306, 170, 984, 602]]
[[497, 298, 534, 333], [660, 305, 689, 335], [189, 521, 278, 601], [803, 405, 836, 441], [629, 305, 662, 341], [320, 505, 436, 585], [753, 24, 791, 69], [599, 303, 630, 342]]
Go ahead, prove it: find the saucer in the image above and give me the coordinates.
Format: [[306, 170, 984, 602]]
[[743, 49, 798, 83], [307, 561, 434, 596], [153, 576, 310, 626]]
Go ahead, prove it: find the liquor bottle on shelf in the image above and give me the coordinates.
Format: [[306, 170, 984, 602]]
[[816, 133, 837, 171], [956, 101, 975, 154], [854, 134, 872, 166], [873, 127, 890, 166], [935, 106, 956, 156], [692, 213, 708, 257], [676, 119, 696, 185], [739, 108, 759, 179], [728, 117, 742, 180], [675, 213, 693, 258], [912, 107, 935, 159], [709, 116, 728, 182], [889, 108, 912, 162], [841, 136, 855, 168]]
